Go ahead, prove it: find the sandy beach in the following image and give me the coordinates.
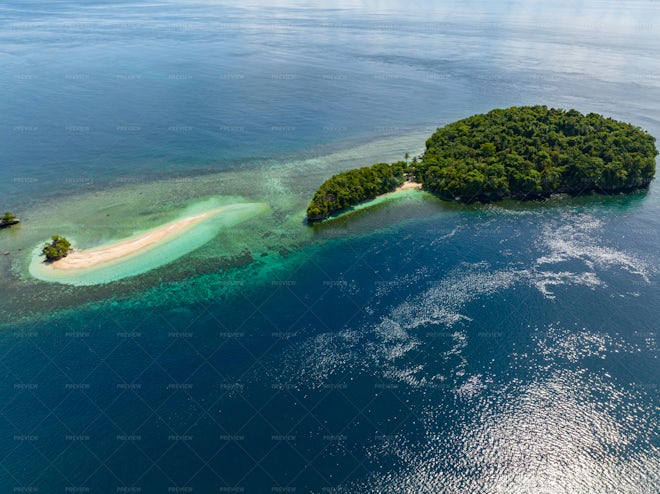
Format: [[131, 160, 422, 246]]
[[29, 201, 269, 285], [320, 180, 424, 222], [395, 180, 423, 192], [49, 208, 225, 271]]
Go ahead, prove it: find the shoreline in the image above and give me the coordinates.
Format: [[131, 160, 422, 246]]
[[316, 181, 425, 223], [7, 130, 425, 303], [28, 201, 269, 285], [395, 180, 423, 192], [48, 208, 225, 271]]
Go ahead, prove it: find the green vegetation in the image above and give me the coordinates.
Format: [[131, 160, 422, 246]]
[[0, 211, 19, 227], [414, 105, 657, 201], [306, 162, 406, 221], [306, 106, 657, 221], [42, 235, 71, 261], [2, 211, 17, 223]]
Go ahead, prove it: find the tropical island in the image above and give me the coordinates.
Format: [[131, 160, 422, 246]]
[[42, 235, 72, 261], [30, 201, 269, 286], [40, 209, 224, 270], [0, 211, 20, 228], [306, 106, 658, 221]]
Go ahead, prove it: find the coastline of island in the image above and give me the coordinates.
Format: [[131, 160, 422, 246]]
[[48, 208, 225, 271], [0, 211, 20, 229], [313, 180, 426, 222], [306, 106, 658, 222], [395, 181, 423, 192], [29, 201, 269, 286]]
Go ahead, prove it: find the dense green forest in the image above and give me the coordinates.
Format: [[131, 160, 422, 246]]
[[306, 162, 406, 221], [414, 105, 657, 201], [306, 106, 657, 221]]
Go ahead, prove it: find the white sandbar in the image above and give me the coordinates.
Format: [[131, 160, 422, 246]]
[[29, 202, 268, 285]]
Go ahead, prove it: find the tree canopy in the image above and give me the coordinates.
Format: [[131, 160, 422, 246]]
[[306, 162, 406, 221], [2, 211, 16, 222], [414, 105, 657, 201], [42, 235, 71, 261], [306, 106, 657, 221], [0, 211, 19, 227]]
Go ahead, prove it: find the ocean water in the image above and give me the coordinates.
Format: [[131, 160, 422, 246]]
[[1, 1, 659, 492]]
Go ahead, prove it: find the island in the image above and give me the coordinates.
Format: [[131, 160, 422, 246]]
[[42, 235, 72, 261], [306, 106, 658, 221], [0, 211, 20, 228], [42, 209, 223, 270], [29, 201, 269, 286]]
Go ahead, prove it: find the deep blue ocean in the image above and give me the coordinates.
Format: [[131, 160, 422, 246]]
[[1, 1, 659, 492]]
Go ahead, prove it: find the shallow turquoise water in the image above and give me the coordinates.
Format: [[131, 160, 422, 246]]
[[1, 1, 659, 492], [28, 200, 269, 285]]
